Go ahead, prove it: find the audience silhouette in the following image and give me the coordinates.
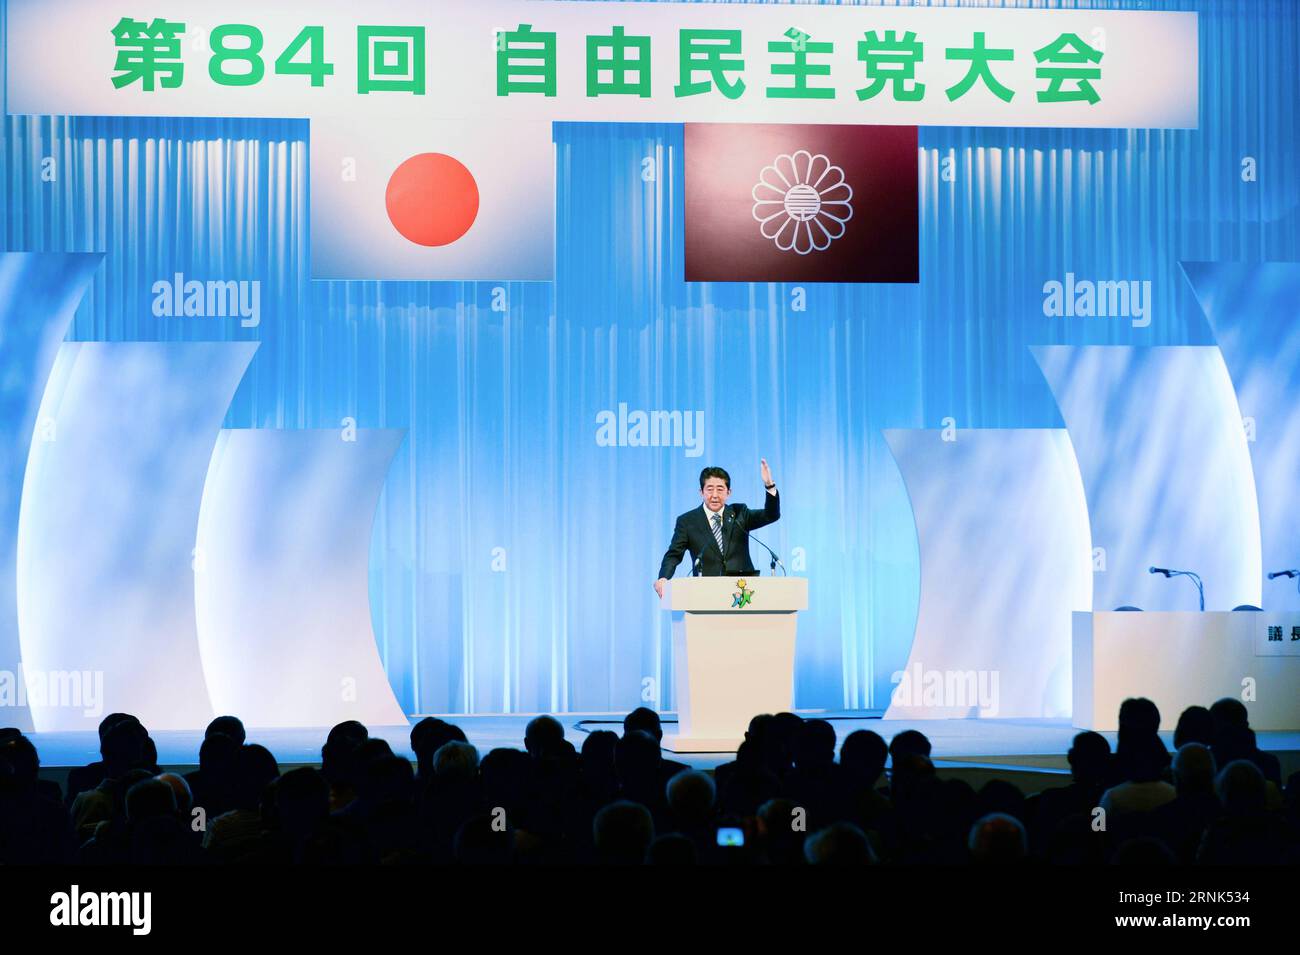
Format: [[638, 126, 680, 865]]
[[1, 695, 1296, 865]]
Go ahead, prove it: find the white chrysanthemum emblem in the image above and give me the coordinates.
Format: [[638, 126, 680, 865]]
[[751, 150, 853, 255]]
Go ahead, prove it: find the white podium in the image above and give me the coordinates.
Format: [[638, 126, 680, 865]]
[[1073, 611, 1300, 731], [659, 576, 808, 753]]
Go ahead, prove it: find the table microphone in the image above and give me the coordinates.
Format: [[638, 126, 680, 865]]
[[1149, 566, 1204, 611]]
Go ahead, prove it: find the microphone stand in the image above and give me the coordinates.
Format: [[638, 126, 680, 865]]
[[749, 533, 787, 576], [1149, 566, 1204, 611], [1177, 571, 1205, 612]]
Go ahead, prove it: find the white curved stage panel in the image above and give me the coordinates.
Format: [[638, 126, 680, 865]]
[[194, 429, 408, 728], [1033, 345, 1262, 612], [1182, 262, 1300, 610], [0, 252, 102, 732], [16, 341, 257, 732], [883, 429, 1092, 720]]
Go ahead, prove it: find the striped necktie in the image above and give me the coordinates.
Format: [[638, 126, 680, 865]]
[[711, 512, 725, 553]]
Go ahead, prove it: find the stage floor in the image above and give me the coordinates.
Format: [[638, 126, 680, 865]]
[[25, 712, 1300, 778]]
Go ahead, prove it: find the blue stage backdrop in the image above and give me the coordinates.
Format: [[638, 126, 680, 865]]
[[1, 0, 1297, 717]]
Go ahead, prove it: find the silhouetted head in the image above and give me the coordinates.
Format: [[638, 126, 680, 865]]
[[433, 741, 480, 783], [804, 822, 874, 865], [1116, 699, 1169, 781], [744, 713, 774, 744], [840, 730, 888, 786], [533, 737, 578, 790], [1124, 735, 1171, 784], [274, 767, 330, 842], [757, 797, 797, 834], [615, 730, 661, 782], [327, 720, 369, 745], [353, 737, 395, 767], [1212, 722, 1256, 767], [1067, 731, 1112, 786], [410, 718, 467, 770], [739, 714, 778, 770], [623, 707, 664, 742], [198, 732, 239, 779], [206, 715, 246, 746], [757, 798, 806, 865], [0, 734, 39, 786], [1216, 759, 1266, 817], [581, 729, 619, 769], [156, 772, 192, 813], [102, 718, 148, 771], [1209, 697, 1250, 732], [891, 753, 940, 809], [593, 800, 654, 865], [524, 715, 565, 759], [96, 713, 135, 745], [968, 813, 1027, 864], [1173, 706, 1214, 749], [480, 748, 533, 809], [937, 778, 979, 836], [1117, 697, 1162, 738], [358, 754, 415, 806], [321, 721, 369, 786], [1171, 742, 1215, 795], [978, 779, 1026, 819], [666, 770, 716, 827], [892, 752, 935, 783], [233, 744, 280, 811], [125, 777, 176, 823], [770, 712, 804, 742], [889, 729, 932, 762], [793, 719, 837, 770]]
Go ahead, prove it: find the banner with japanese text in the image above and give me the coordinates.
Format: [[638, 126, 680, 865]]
[[6, 1, 1199, 127], [4, 0, 1200, 280]]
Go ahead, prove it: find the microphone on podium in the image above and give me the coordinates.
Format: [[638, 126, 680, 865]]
[[750, 533, 787, 575], [1149, 566, 1205, 611], [1267, 568, 1300, 598], [726, 506, 785, 575]]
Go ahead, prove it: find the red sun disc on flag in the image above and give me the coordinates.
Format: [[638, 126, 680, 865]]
[[385, 153, 480, 247]]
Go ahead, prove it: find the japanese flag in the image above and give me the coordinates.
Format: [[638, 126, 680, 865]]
[[311, 116, 554, 281]]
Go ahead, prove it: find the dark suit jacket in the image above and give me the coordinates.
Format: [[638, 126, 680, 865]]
[[658, 491, 780, 580]]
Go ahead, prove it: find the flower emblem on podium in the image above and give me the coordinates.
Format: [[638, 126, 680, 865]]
[[751, 150, 854, 255], [732, 579, 754, 608]]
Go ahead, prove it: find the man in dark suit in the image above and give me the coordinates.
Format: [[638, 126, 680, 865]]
[[654, 460, 780, 597]]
